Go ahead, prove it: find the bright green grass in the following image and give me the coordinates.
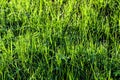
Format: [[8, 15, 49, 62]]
[[0, 0, 120, 80]]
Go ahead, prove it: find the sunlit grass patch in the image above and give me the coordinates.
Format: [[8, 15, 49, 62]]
[[0, 0, 120, 80]]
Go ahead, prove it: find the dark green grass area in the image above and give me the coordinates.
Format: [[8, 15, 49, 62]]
[[0, 0, 120, 80]]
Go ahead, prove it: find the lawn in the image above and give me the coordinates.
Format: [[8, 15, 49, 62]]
[[0, 0, 120, 80]]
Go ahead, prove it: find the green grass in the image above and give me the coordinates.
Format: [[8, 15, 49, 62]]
[[0, 0, 120, 80]]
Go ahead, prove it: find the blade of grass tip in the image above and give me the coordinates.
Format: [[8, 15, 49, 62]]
[[39, 0, 43, 16]]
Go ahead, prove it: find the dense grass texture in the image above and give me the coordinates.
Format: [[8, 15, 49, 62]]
[[0, 0, 120, 80]]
